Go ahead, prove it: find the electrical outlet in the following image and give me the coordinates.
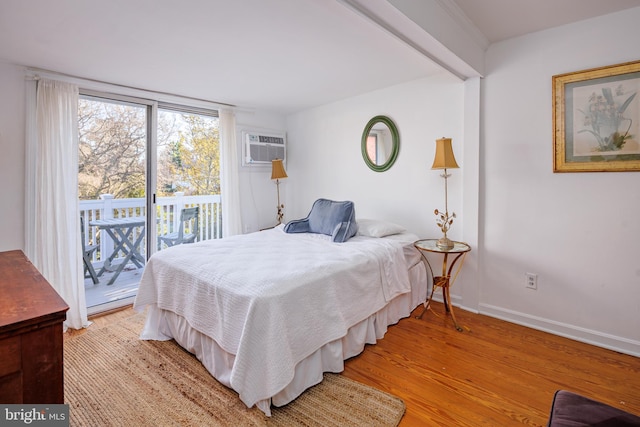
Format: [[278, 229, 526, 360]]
[[525, 273, 537, 290]]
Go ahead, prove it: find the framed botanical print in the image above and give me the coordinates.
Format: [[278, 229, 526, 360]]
[[553, 60, 640, 172]]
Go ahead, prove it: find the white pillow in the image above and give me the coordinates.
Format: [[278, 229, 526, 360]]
[[357, 219, 406, 238]]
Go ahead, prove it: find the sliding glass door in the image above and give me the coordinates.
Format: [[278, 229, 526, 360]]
[[78, 94, 149, 313], [78, 93, 221, 314]]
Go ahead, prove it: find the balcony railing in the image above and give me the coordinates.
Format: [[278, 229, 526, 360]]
[[80, 192, 222, 268]]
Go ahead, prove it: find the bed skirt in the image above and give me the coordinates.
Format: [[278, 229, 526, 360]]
[[139, 254, 427, 416]]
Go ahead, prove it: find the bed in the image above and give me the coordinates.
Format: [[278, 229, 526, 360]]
[[133, 216, 426, 416]]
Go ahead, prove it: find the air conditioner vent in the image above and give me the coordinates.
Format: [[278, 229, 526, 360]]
[[242, 130, 286, 166]]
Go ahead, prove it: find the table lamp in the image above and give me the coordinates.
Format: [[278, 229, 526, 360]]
[[271, 159, 288, 224], [432, 137, 459, 250]]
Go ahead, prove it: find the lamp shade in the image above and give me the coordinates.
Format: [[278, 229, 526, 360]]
[[431, 137, 459, 170], [271, 159, 288, 180]]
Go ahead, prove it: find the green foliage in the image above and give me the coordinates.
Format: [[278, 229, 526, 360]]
[[158, 113, 220, 197]]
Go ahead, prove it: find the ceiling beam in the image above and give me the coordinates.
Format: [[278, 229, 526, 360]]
[[339, 0, 486, 79]]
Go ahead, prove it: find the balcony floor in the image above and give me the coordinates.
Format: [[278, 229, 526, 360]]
[[84, 263, 143, 313]]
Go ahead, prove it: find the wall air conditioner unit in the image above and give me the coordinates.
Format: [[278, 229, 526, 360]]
[[242, 130, 286, 166]]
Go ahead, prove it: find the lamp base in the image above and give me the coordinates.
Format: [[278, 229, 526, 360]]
[[436, 236, 454, 250], [276, 204, 284, 224]]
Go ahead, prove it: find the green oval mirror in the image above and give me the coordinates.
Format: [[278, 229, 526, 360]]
[[361, 115, 399, 172]]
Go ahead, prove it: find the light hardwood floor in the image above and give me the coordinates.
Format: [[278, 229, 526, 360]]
[[75, 303, 640, 427], [343, 303, 640, 426]]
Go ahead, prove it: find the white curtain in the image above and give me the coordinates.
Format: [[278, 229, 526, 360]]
[[25, 78, 88, 330], [219, 108, 243, 236]]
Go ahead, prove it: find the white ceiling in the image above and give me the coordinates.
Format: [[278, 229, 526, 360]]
[[452, 0, 640, 44], [1, 0, 639, 114]]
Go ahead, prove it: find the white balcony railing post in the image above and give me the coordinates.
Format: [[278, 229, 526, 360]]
[[99, 194, 115, 262], [100, 194, 114, 219], [174, 192, 185, 232]]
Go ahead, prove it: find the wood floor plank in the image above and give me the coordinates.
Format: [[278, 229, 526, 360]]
[[72, 303, 640, 426]]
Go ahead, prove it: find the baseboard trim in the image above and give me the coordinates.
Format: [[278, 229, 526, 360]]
[[478, 303, 640, 357]]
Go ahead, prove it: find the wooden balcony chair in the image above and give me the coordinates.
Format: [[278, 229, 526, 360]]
[[158, 206, 200, 249], [81, 216, 100, 284]]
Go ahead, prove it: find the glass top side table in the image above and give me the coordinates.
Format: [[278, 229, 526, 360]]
[[414, 239, 471, 332]]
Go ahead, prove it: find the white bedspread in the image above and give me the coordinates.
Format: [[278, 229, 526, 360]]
[[133, 225, 411, 410]]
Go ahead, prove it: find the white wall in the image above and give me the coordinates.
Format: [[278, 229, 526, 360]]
[[235, 113, 287, 232], [285, 72, 465, 238], [482, 8, 640, 355], [0, 62, 26, 252]]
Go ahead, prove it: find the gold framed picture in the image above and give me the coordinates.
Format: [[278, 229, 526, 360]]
[[553, 60, 640, 172]]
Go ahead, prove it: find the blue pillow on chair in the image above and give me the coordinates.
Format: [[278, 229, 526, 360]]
[[284, 198, 358, 242]]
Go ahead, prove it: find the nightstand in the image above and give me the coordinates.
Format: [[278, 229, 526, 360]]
[[414, 239, 471, 332]]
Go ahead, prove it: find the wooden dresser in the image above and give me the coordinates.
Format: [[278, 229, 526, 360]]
[[0, 250, 69, 403]]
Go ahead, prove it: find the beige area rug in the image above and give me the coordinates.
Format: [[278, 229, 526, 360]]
[[64, 314, 405, 426]]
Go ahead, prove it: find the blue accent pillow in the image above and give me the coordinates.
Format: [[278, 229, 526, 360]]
[[284, 198, 358, 242]]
